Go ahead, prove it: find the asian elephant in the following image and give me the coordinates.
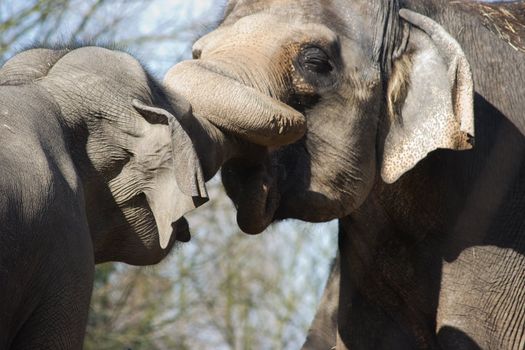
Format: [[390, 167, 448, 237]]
[[0, 45, 303, 349], [165, 0, 525, 348]]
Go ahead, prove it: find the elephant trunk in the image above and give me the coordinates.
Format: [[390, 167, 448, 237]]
[[175, 111, 264, 182], [164, 60, 306, 148]]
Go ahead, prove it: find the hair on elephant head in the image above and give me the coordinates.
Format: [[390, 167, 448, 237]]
[[165, 0, 474, 234]]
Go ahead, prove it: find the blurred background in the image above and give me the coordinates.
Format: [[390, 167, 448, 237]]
[[0, 1, 337, 349]]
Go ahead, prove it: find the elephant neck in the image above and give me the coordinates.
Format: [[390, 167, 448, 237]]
[[339, 118, 525, 348], [338, 164, 456, 348], [338, 205, 441, 349]]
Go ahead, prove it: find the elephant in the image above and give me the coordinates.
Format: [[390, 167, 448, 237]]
[[164, 0, 525, 348], [0, 45, 303, 349]]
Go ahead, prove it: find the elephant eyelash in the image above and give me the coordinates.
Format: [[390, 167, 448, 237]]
[[293, 44, 340, 96], [298, 46, 334, 74]]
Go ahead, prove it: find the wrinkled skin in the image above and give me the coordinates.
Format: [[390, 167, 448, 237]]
[[0, 46, 200, 349], [166, 0, 525, 348], [0, 46, 299, 349]]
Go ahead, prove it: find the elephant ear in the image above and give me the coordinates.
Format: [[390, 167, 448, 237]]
[[381, 9, 474, 184], [133, 99, 208, 248]]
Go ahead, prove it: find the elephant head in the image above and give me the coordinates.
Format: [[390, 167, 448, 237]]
[[165, 0, 474, 234], [1, 46, 304, 264]]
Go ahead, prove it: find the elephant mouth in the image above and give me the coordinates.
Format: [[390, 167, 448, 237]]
[[173, 217, 191, 242], [222, 140, 347, 231], [222, 154, 284, 234]]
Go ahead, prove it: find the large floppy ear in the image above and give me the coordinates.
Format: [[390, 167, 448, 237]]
[[381, 9, 474, 184], [133, 99, 208, 248]]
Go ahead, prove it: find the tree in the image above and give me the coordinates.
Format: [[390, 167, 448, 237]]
[[0, 0, 218, 67]]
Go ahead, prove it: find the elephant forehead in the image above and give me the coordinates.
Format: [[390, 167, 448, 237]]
[[219, 0, 377, 64], [225, 0, 375, 36], [224, 0, 308, 21], [203, 10, 339, 59], [229, 3, 334, 32], [226, 0, 341, 22]]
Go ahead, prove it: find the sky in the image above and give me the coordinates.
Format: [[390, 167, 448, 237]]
[[135, 0, 224, 74]]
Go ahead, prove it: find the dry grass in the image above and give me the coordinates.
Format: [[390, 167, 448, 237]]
[[451, 1, 525, 53]]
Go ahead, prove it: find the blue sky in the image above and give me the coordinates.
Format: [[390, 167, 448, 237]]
[[133, 0, 225, 74]]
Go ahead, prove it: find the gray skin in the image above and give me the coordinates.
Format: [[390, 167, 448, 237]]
[[0, 46, 301, 349], [165, 0, 525, 349]]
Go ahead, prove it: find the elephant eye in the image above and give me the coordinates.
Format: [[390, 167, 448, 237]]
[[299, 46, 333, 75]]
